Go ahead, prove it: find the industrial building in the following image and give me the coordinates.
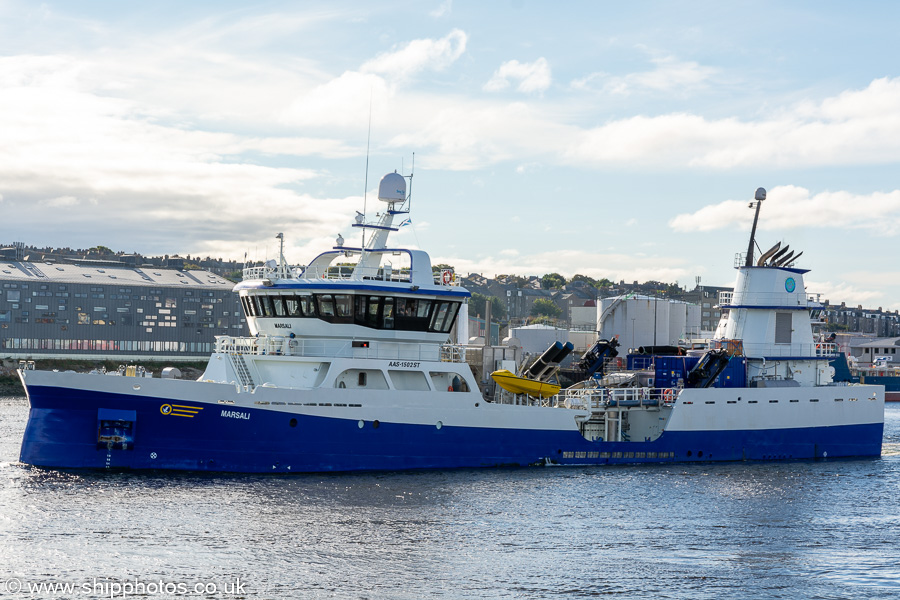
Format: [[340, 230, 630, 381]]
[[0, 260, 245, 360]]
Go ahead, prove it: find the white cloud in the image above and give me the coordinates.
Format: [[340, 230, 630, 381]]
[[42, 196, 79, 207], [806, 279, 887, 310], [430, 0, 453, 18], [361, 29, 467, 79], [282, 70, 393, 129], [576, 55, 717, 95], [669, 185, 900, 235], [484, 58, 551, 94], [568, 77, 900, 169]]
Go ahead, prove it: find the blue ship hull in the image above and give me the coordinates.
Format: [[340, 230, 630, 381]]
[[20, 384, 884, 472]]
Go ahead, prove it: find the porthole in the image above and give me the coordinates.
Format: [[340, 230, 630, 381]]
[[358, 420, 365, 429], [373, 420, 380, 429], [697, 450, 703, 458], [132, 384, 141, 390], [289, 418, 297, 428], [436, 421, 443, 430], [687, 450, 693, 457]]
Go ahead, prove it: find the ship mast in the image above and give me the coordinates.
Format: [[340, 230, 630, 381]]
[[745, 187, 766, 267]]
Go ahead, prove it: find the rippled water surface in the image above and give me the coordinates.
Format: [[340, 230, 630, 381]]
[[2, 396, 900, 599]]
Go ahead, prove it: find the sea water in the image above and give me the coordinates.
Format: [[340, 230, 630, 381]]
[[2, 395, 900, 599]]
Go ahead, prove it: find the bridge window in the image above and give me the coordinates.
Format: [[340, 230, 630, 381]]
[[382, 298, 394, 329], [284, 296, 299, 316], [272, 296, 286, 317], [299, 296, 315, 316], [429, 301, 460, 333], [317, 295, 334, 317], [334, 294, 353, 319], [248, 292, 461, 334], [355, 295, 377, 327], [315, 294, 353, 324], [395, 298, 433, 331], [253, 295, 273, 317]]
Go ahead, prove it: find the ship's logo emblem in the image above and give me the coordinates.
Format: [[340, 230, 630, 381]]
[[160, 403, 204, 418], [785, 277, 796, 293]]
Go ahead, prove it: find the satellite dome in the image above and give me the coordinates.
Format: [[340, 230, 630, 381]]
[[378, 172, 406, 203]]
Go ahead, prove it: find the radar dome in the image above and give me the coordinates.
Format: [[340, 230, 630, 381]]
[[378, 172, 406, 203]]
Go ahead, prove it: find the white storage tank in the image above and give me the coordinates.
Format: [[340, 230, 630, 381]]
[[598, 295, 700, 351], [668, 300, 687, 344], [510, 324, 570, 356]]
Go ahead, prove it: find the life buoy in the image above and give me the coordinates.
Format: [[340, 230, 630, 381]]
[[663, 388, 674, 403], [441, 270, 452, 285]]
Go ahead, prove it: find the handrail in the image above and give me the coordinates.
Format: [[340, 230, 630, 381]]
[[719, 290, 822, 308], [214, 335, 467, 362], [243, 264, 460, 286], [553, 386, 676, 410]]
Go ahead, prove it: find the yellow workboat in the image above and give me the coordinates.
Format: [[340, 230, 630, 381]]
[[490, 369, 560, 398]]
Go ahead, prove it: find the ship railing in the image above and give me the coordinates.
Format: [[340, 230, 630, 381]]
[[718, 290, 823, 308], [440, 344, 467, 362], [242, 265, 303, 281], [738, 342, 838, 358], [301, 265, 413, 283], [432, 273, 462, 286], [242, 264, 421, 283], [815, 342, 838, 357], [213, 335, 464, 362], [552, 386, 677, 412]]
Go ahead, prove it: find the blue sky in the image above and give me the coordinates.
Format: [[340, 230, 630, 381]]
[[2, 1, 900, 309]]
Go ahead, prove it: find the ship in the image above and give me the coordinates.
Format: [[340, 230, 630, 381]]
[[831, 351, 900, 402], [16, 181, 884, 472]]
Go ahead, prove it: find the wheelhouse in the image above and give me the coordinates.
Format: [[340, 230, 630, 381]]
[[240, 291, 462, 334]]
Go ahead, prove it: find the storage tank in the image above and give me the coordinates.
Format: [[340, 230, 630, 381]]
[[510, 324, 569, 356], [598, 295, 698, 351], [668, 300, 687, 344]]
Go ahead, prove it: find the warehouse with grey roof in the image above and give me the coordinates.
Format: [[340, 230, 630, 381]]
[[0, 260, 246, 360]]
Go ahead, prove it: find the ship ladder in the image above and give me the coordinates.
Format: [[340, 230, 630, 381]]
[[231, 354, 256, 392]]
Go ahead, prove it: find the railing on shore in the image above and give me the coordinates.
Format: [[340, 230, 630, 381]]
[[214, 335, 467, 362]]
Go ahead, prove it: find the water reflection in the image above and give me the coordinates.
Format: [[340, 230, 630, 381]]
[[2, 398, 900, 598]]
